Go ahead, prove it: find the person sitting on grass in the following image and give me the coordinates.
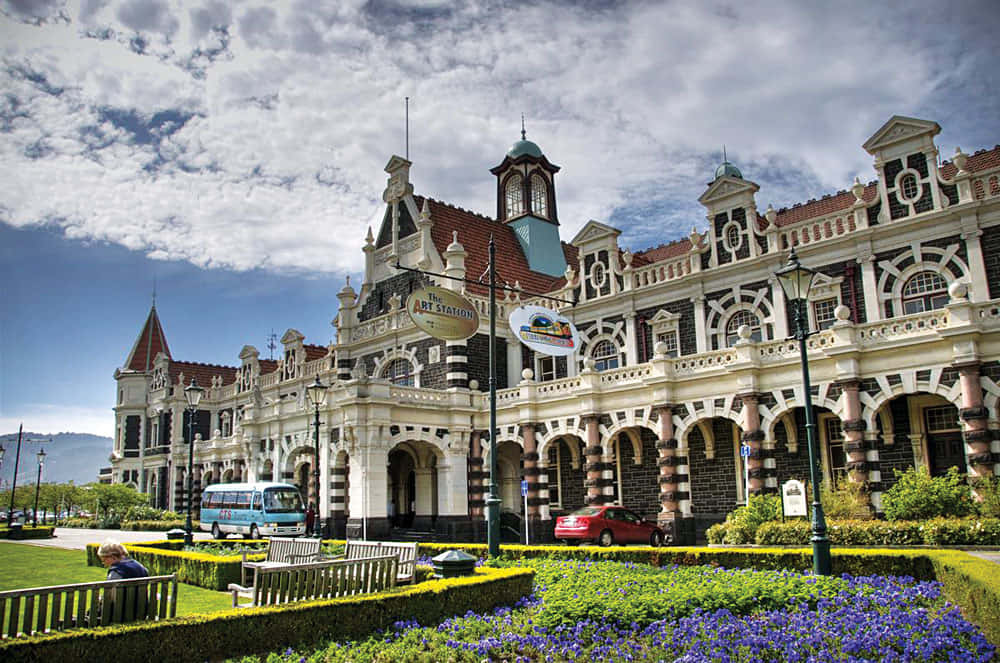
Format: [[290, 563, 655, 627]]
[[97, 540, 149, 579]]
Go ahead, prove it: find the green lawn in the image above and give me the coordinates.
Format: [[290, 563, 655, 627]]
[[0, 542, 233, 616]]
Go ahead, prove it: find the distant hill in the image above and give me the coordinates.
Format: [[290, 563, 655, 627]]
[[0, 432, 112, 486]]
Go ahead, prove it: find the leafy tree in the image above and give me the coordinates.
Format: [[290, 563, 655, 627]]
[[882, 466, 974, 521]]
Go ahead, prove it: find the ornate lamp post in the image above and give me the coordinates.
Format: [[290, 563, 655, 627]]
[[183, 377, 204, 545], [775, 248, 832, 575], [305, 376, 327, 539], [32, 448, 46, 527]]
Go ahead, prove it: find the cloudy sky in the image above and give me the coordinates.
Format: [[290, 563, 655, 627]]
[[1, 0, 998, 445]]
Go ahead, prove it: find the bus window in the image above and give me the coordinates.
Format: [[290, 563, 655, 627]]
[[251, 492, 262, 510], [220, 491, 236, 510], [263, 487, 304, 513], [236, 491, 251, 509]]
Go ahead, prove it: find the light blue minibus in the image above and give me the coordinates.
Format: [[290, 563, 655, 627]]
[[199, 482, 306, 539]]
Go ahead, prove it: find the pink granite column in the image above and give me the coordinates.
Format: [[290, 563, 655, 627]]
[[583, 416, 605, 505], [958, 364, 994, 489], [468, 432, 485, 517], [739, 393, 765, 496]]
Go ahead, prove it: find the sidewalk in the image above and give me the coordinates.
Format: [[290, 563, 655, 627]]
[[0, 527, 212, 550]]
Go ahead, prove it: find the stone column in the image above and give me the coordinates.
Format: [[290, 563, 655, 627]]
[[583, 415, 605, 505], [739, 393, 765, 496], [329, 457, 348, 539], [436, 448, 471, 539], [839, 380, 871, 506], [522, 423, 541, 524], [468, 432, 485, 518], [958, 363, 995, 489], [655, 405, 681, 539], [865, 432, 884, 514]]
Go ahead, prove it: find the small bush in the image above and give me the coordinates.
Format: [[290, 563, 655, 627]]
[[973, 476, 1000, 518], [120, 519, 188, 531], [820, 479, 873, 520], [122, 505, 182, 521], [882, 466, 975, 521], [755, 517, 1000, 546]]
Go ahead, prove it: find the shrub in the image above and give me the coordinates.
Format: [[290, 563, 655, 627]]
[[882, 466, 975, 520], [708, 494, 782, 544], [973, 476, 1000, 518], [705, 522, 727, 544], [120, 519, 188, 531], [755, 517, 1000, 546], [122, 505, 182, 522], [820, 478, 873, 520], [61, 517, 98, 528], [0, 525, 54, 540]]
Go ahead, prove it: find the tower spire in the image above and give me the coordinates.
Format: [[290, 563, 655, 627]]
[[151, 277, 157, 308], [521, 113, 526, 140]]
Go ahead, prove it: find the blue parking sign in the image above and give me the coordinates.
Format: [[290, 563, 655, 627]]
[[740, 444, 751, 458], [521, 479, 528, 496]]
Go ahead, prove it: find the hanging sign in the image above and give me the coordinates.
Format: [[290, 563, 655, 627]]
[[508, 305, 581, 357], [781, 479, 808, 517], [406, 286, 480, 341]]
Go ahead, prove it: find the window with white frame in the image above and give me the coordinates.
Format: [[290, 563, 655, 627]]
[[505, 173, 524, 218], [725, 309, 761, 346], [656, 332, 678, 357], [723, 222, 742, 252], [813, 298, 838, 330], [381, 358, 414, 386], [591, 339, 621, 371], [547, 444, 562, 508], [530, 173, 548, 218], [536, 355, 556, 381], [902, 271, 949, 314]]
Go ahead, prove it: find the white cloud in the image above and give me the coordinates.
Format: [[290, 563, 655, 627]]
[[0, 403, 113, 438], [0, 0, 998, 274]]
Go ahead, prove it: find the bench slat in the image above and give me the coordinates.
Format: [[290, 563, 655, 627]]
[[36, 593, 48, 634], [7, 596, 20, 638], [22, 596, 34, 637]]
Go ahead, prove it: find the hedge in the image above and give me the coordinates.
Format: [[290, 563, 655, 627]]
[[751, 517, 1000, 546], [0, 526, 54, 540], [86, 540, 250, 591], [0, 566, 534, 663], [119, 519, 189, 531]]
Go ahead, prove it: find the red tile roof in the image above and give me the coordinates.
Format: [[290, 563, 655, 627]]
[[304, 344, 329, 361], [634, 239, 692, 264], [167, 360, 237, 387], [124, 306, 171, 372], [417, 196, 576, 296], [939, 145, 1000, 179]]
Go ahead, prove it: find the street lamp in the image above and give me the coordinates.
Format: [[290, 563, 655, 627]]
[[775, 248, 832, 575], [305, 375, 327, 539], [32, 448, 46, 527], [183, 377, 204, 545]]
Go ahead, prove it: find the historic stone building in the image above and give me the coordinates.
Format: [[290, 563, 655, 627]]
[[111, 115, 1000, 543]]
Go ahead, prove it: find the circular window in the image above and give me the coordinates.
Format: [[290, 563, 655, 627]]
[[722, 222, 743, 252], [897, 171, 920, 203], [591, 261, 606, 288]]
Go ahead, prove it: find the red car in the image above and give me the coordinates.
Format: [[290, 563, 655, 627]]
[[554, 505, 664, 547]]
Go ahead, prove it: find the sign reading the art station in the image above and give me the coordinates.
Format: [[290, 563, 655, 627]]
[[781, 479, 808, 517], [406, 286, 480, 341], [508, 305, 581, 357]]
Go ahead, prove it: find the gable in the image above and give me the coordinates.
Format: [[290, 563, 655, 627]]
[[375, 201, 418, 249], [863, 115, 940, 155]]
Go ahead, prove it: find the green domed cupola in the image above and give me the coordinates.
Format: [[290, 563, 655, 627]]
[[489, 120, 566, 278], [715, 160, 742, 179], [507, 138, 543, 158]]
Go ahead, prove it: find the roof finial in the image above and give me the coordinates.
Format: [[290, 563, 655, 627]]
[[521, 113, 526, 141], [723, 145, 727, 163], [151, 277, 157, 308]]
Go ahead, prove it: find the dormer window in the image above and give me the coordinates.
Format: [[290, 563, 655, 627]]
[[505, 173, 524, 217], [530, 173, 548, 218]]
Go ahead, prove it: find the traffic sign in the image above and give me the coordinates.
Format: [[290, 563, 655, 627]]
[[521, 479, 528, 497], [740, 444, 751, 458]]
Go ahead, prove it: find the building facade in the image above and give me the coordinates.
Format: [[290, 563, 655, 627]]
[[111, 115, 1000, 543]]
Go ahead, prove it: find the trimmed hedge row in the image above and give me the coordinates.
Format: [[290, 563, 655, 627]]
[[86, 540, 252, 591], [0, 566, 534, 663], [723, 517, 1000, 546], [0, 526, 54, 540], [119, 519, 188, 531]]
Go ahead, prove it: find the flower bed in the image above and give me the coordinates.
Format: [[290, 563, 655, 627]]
[[251, 559, 995, 662]]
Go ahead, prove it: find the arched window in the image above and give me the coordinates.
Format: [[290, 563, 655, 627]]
[[902, 271, 949, 314], [591, 340, 620, 371], [725, 309, 761, 346], [505, 173, 524, 218], [530, 173, 548, 218], [381, 358, 414, 386]]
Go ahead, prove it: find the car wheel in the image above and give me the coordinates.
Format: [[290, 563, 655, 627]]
[[249, 524, 260, 540], [211, 523, 223, 539], [649, 530, 664, 547], [599, 530, 613, 547]]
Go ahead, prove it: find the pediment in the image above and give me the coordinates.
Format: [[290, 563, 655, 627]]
[[280, 329, 304, 345], [863, 116, 940, 155], [698, 176, 759, 205], [384, 155, 412, 173], [571, 219, 621, 247], [239, 345, 259, 361]]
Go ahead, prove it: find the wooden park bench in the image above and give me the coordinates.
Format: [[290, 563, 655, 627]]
[[0, 574, 178, 638], [340, 540, 418, 584], [228, 554, 398, 608], [241, 537, 323, 585]]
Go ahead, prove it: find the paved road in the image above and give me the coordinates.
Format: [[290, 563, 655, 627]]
[[0, 527, 213, 550]]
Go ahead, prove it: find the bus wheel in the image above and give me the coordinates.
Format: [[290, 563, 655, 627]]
[[249, 524, 260, 540], [212, 523, 223, 539]]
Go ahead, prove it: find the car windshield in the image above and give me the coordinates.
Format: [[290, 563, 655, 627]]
[[263, 488, 304, 513], [568, 507, 603, 517]]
